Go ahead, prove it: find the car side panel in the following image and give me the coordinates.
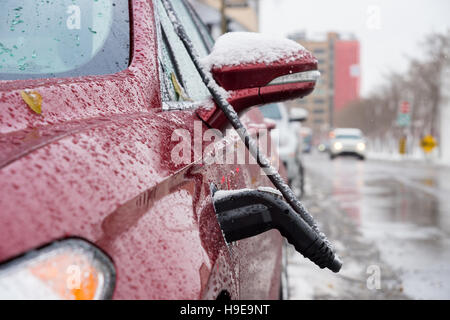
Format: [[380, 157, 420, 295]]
[[0, 0, 236, 299], [0, 0, 283, 299]]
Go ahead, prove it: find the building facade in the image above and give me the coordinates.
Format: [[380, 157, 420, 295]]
[[189, 0, 259, 39], [287, 32, 360, 142]]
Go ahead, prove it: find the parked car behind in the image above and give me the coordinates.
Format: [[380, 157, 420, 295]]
[[260, 103, 306, 194], [329, 128, 366, 160]]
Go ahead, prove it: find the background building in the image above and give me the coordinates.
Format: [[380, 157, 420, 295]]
[[188, 0, 259, 38], [287, 32, 360, 143]]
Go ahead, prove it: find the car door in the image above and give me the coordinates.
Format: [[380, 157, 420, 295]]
[[156, 0, 284, 299], [151, 0, 241, 299], [0, 0, 282, 300]]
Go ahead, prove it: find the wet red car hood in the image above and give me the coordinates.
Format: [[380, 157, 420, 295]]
[[0, 0, 284, 299]]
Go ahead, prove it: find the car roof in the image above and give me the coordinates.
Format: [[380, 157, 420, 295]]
[[334, 128, 363, 136]]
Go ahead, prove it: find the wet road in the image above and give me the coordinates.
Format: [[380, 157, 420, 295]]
[[287, 152, 450, 299]]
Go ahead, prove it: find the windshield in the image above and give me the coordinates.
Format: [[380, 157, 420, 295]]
[[0, 0, 130, 80], [335, 135, 362, 140]]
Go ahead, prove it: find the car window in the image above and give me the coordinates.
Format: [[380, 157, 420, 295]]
[[184, 0, 214, 52], [170, 0, 210, 57], [260, 103, 282, 120], [0, 0, 129, 80], [156, 0, 211, 103], [158, 26, 181, 102]]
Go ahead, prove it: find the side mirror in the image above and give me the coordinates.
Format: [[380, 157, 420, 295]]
[[289, 108, 308, 122], [197, 32, 319, 128]]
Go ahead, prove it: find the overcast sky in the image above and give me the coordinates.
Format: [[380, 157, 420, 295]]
[[259, 0, 450, 97]]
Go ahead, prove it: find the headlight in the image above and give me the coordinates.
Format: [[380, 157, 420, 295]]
[[356, 142, 366, 151], [0, 238, 115, 300], [333, 142, 343, 150]]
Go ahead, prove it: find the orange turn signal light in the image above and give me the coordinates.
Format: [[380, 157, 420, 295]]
[[0, 238, 115, 300]]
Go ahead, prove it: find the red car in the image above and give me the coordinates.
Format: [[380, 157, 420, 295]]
[[0, 0, 338, 299]]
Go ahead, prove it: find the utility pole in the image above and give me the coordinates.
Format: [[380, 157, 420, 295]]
[[220, 0, 227, 34]]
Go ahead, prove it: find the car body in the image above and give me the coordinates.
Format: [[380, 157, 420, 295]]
[[329, 128, 366, 160], [0, 0, 285, 300]]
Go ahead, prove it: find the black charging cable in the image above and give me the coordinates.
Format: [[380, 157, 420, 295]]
[[213, 188, 341, 272], [161, 0, 341, 271]]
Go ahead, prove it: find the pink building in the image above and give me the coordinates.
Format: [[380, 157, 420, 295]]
[[334, 40, 360, 111]]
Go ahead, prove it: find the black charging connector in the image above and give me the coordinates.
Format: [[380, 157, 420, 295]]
[[213, 188, 342, 273]]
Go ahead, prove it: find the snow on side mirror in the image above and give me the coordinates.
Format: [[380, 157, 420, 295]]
[[197, 32, 320, 128]]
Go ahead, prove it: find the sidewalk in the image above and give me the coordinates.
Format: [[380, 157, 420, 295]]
[[368, 151, 450, 168]]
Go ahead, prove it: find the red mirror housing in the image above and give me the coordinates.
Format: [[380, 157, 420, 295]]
[[212, 55, 318, 91], [197, 33, 320, 129]]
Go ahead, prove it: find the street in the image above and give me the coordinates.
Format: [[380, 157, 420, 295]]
[[287, 152, 450, 299]]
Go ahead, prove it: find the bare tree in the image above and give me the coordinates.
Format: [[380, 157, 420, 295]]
[[335, 30, 450, 155]]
